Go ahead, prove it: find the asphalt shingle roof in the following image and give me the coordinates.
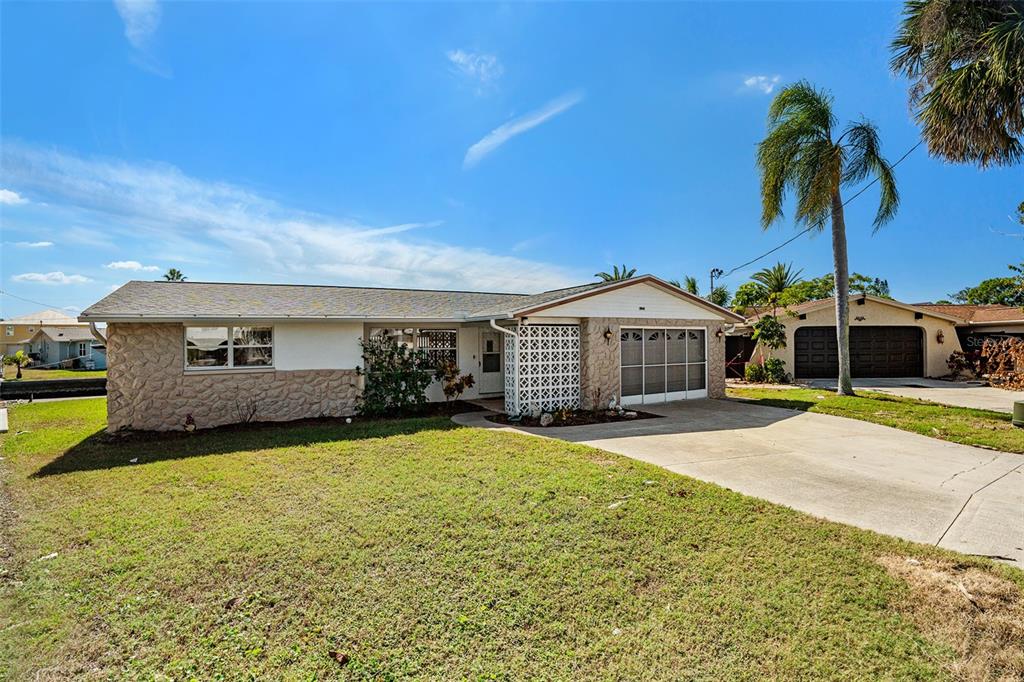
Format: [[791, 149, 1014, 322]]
[[916, 304, 1024, 324], [31, 326, 96, 343], [79, 281, 534, 321]]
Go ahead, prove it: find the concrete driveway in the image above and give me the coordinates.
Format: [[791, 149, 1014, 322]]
[[805, 377, 1024, 413], [456, 399, 1024, 563]]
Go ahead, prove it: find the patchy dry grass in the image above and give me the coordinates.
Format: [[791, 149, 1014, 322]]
[[1, 398, 1022, 679], [879, 555, 1024, 680], [728, 387, 1024, 453]]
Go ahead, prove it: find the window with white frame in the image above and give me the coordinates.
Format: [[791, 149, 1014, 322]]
[[77, 342, 88, 357], [5, 325, 13, 337], [368, 327, 457, 368], [185, 326, 273, 369]]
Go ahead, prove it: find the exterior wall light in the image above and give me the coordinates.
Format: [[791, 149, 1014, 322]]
[[937, 330, 944, 344], [603, 327, 614, 343], [715, 328, 724, 339]]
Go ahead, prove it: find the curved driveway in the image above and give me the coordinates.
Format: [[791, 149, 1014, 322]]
[[456, 399, 1024, 563]]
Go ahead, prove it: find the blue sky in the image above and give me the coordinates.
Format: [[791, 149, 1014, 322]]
[[1, 1, 1020, 318]]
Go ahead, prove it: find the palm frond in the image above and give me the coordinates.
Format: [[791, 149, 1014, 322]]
[[841, 120, 901, 230]]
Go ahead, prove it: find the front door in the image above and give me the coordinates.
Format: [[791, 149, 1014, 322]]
[[480, 331, 504, 394]]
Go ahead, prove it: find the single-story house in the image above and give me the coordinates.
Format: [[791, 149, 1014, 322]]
[[79, 276, 744, 431], [915, 304, 1024, 354], [735, 295, 966, 379], [24, 326, 108, 370]]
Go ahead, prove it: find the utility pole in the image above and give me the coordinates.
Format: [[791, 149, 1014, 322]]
[[709, 267, 723, 298]]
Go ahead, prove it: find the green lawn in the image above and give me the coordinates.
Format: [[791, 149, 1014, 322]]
[[728, 387, 1024, 454], [1, 399, 1022, 679], [2, 366, 106, 381]]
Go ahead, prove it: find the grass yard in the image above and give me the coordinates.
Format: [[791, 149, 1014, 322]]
[[729, 386, 1024, 454], [2, 366, 107, 381], [1, 398, 1022, 679]]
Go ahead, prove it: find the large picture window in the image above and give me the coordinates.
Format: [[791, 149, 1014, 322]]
[[368, 327, 457, 368], [185, 326, 273, 369]]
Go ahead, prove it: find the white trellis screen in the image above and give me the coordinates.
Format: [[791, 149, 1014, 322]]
[[504, 324, 581, 415]]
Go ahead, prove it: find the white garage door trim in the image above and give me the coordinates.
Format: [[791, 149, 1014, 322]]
[[620, 327, 707, 406]]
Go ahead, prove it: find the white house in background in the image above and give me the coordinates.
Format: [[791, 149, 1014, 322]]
[[79, 276, 744, 432]]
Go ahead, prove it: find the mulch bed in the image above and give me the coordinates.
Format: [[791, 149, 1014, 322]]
[[486, 409, 661, 428]]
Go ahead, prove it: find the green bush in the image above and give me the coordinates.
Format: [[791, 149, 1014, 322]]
[[762, 357, 789, 384], [357, 335, 434, 417], [745, 363, 766, 383]]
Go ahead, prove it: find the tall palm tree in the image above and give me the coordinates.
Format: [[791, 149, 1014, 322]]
[[751, 262, 803, 299], [891, 0, 1024, 168], [757, 81, 899, 395], [163, 268, 187, 282], [594, 265, 637, 282]]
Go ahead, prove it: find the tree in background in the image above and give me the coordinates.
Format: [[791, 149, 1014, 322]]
[[669, 275, 731, 308], [594, 265, 636, 282], [891, 0, 1024, 168], [952, 273, 1024, 306], [758, 81, 900, 395], [163, 268, 187, 282], [4, 350, 31, 380]]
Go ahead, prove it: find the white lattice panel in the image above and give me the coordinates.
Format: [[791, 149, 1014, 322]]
[[505, 324, 580, 415]]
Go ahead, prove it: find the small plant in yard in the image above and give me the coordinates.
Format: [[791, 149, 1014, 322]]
[[3, 350, 32, 379], [356, 335, 433, 417], [946, 350, 976, 380], [745, 362, 766, 383], [433, 361, 475, 406]]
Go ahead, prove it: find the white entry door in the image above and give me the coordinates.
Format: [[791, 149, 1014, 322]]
[[620, 328, 707, 405], [479, 331, 504, 394]]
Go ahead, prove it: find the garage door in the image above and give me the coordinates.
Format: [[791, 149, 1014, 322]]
[[621, 328, 707, 405], [794, 326, 923, 379]]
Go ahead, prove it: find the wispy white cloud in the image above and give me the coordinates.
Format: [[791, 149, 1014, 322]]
[[0, 188, 27, 205], [113, 0, 160, 49], [13, 241, 54, 248], [11, 271, 92, 285], [1, 141, 578, 293], [463, 89, 584, 169], [447, 49, 503, 92], [742, 75, 781, 95], [113, 0, 170, 77], [105, 260, 161, 272]]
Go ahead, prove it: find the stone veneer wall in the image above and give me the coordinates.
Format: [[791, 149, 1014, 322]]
[[106, 323, 361, 432], [579, 317, 727, 409]]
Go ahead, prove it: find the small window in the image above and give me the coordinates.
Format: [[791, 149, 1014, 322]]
[[78, 342, 87, 357], [5, 325, 13, 337], [186, 327, 229, 368]]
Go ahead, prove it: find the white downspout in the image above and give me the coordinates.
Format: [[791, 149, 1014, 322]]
[[89, 322, 107, 346], [489, 318, 518, 415]]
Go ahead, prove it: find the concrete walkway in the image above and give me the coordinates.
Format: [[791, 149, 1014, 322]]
[[454, 399, 1024, 563], [804, 377, 1024, 414]]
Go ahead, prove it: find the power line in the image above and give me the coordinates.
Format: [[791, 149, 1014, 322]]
[[0, 289, 74, 313], [719, 140, 923, 279]]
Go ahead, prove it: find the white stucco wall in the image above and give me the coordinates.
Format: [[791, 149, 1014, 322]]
[[750, 299, 963, 378], [274, 322, 363, 370], [533, 282, 727, 320]]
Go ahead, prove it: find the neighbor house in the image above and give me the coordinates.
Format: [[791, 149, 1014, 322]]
[[734, 294, 968, 379], [2, 309, 84, 356], [79, 276, 744, 431], [915, 304, 1024, 355], [26, 326, 107, 370]]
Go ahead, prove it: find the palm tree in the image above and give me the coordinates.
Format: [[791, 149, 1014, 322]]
[[891, 0, 1024, 168], [668, 275, 701, 294], [163, 268, 187, 282], [708, 285, 731, 308], [594, 265, 637, 282], [751, 262, 803, 300], [757, 81, 899, 395]]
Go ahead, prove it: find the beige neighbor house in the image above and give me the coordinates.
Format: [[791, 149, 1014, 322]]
[[738, 294, 966, 379], [2, 309, 84, 356], [79, 276, 744, 432]]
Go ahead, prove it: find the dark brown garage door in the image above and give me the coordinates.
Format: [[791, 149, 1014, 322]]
[[794, 326, 923, 378]]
